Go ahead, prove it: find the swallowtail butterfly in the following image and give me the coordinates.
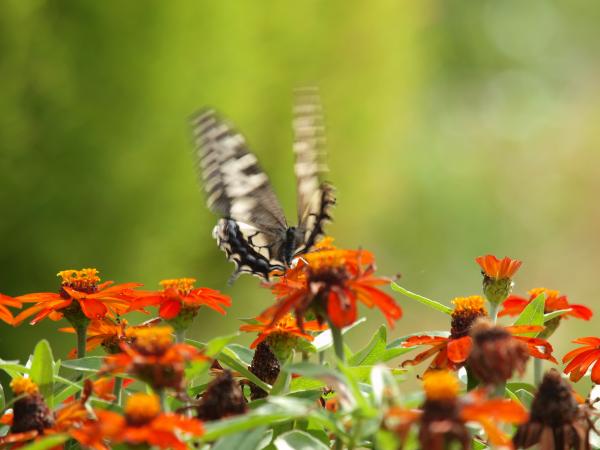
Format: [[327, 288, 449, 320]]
[[191, 88, 335, 282]]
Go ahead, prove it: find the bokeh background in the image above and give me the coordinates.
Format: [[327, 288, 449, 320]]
[[1, 0, 600, 390]]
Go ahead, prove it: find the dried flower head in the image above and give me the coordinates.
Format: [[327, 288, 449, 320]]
[[196, 370, 247, 421], [248, 342, 280, 400]]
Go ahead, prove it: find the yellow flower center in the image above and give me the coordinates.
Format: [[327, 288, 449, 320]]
[[159, 278, 196, 295], [528, 287, 559, 301], [124, 393, 161, 425], [129, 325, 174, 354], [57, 268, 100, 290], [423, 371, 459, 401], [452, 296, 487, 314], [274, 314, 298, 330], [10, 377, 39, 396]]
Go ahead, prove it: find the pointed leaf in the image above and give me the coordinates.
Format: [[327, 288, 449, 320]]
[[61, 356, 104, 372], [349, 326, 387, 366], [30, 340, 54, 407], [212, 427, 271, 450], [274, 430, 329, 450], [312, 317, 366, 352], [513, 292, 546, 335], [391, 283, 452, 315]]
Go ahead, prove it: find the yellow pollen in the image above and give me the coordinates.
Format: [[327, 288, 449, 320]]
[[422, 371, 460, 401], [452, 296, 487, 315], [528, 287, 559, 300], [274, 314, 298, 330], [10, 377, 39, 396], [159, 278, 196, 295], [57, 268, 100, 289], [129, 326, 174, 353], [124, 393, 161, 424], [305, 249, 347, 271]]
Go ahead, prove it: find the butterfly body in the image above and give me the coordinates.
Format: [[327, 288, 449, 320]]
[[193, 88, 335, 281]]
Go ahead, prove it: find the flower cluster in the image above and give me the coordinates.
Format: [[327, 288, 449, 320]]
[[1, 248, 599, 449]]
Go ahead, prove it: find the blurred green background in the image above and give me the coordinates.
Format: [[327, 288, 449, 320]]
[[1, 0, 600, 387]]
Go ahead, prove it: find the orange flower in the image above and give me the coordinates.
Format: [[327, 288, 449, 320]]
[[386, 371, 527, 449], [72, 393, 204, 450], [12, 268, 141, 325], [499, 287, 592, 321], [562, 337, 600, 383], [259, 238, 401, 329], [101, 325, 206, 391], [240, 313, 326, 349], [475, 254, 522, 280], [60, 317, 161, 358], [0, 377, 90, 447], [0, 294, 22, 325], [402, 296, 555, 370], [129, 278, 231, 319]]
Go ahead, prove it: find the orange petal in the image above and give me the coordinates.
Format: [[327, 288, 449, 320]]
[[159, 299, 182, 320], [327, 290, 357, 328], [447, 336, 472, 363], [79, 298, 108, 320]]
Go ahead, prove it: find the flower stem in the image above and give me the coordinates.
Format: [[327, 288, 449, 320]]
[[488, 301, 500, 324], [113, 377, 123, 406], [159, 389, 169, 412], [328, 320, 345, 363], [75, 324, 87, 359], [534, 358, 543, 385], [175, 329, 186, 344]]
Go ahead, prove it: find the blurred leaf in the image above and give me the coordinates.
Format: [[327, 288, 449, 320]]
[[187, 333, 239, 357], [212, 426, 271, 450], [506, 382, 536, 395], [0, 360, 29, 378], [375, 429, 400, 450], [390, 283, 452, 315], [515, 388, 534, 408], [227, 344, 255, 366], [0, 383, 4, 411], [370, 365, 401, 407], [218, 347, 270, 393], [30, 340, 54, 407], [20, 434, 69, 450], [513, 292, 546, 333], [472, 439, 489, 450], [348, 325, 387, 366], [274, 430, 329, 450], [289, 376, 325, 392], [61, 356, 104, 372], [543, 309, 571, 322], [312, 318, 366, 352]]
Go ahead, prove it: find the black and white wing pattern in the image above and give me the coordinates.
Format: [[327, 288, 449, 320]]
[[191, 111, 288, 280], [292, 88, 335, 257], [191, 90, 335, 282]]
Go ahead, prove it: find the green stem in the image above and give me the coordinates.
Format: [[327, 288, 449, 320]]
[[534, 358, 543, 385], [301, 351, 309, 362], [327, 320, 345, 362], [159, 389, 168, 412], [175, 329, 186, 344], [75, 324, 87, 359], [113, 377, 123, 406], [488, 302, 500, 323], [466, 367, 479, 391]]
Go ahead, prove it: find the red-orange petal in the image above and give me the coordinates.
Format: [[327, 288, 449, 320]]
[[159, 299, 182, 320], [79, 298, 109, 320], [327, 290, 357, 328], [447, 336, 472, 363]]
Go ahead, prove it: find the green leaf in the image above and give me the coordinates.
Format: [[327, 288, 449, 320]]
[[227, 344, 255, 366], [218, 347, 271, 393], [30, 340, 54, 407], [506, 382, 536, 395], [212, 427, 272, 450], [370, 365, 401, 407], [515, 388, 534, 408], [186, 333, 239, 357], [312, 317, 366, 352], [348, 326, 387, 366], [543, 309, 571, 322], [20, 434, 69, 450], [289, 376, 325, 392], [513, 292, 546, 333], [274, 430, 329, 450], [390, 282, 452, 315], [61, 356, 104, 372], [0, 383, 4, 411], [0, 359, 29, 378]]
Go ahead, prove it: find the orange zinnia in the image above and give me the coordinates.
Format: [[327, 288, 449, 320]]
[[101, 325, 206, 391], [72, 393, 204, 450], [259, 238, 401, 329], [562, 337, 600, 383], [475, 254, 522, 280], [402, 296, 555, 371], [129, 277, 231, 320], [0, 377, 90, 447], [60, 317, 161, 358], [240, 313, 326, 349], [499, 287, 592, 321], [0, 293, 22, 325], [386, 371, 527, 449], [12, 268, 141, 325]]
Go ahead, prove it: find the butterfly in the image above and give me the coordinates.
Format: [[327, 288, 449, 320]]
[[191, 88, 335, 282]]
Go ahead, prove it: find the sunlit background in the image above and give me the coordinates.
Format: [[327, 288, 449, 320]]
[[2, 0, 600, 391]]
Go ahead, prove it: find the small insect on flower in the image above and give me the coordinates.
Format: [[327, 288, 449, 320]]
[[500, 287, 592, 338], [402, 296, 555, 371], [513, 369, 594, 450], [101, 325, 206, 391], [259, 238, 402, 330], [73, 393, 204, 450], [0, 377, 90, 447], [385, 371, 528, 449], [11, 268, 142, 326], [128, 277, 231, 332], [475, 254, 522, 305]]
